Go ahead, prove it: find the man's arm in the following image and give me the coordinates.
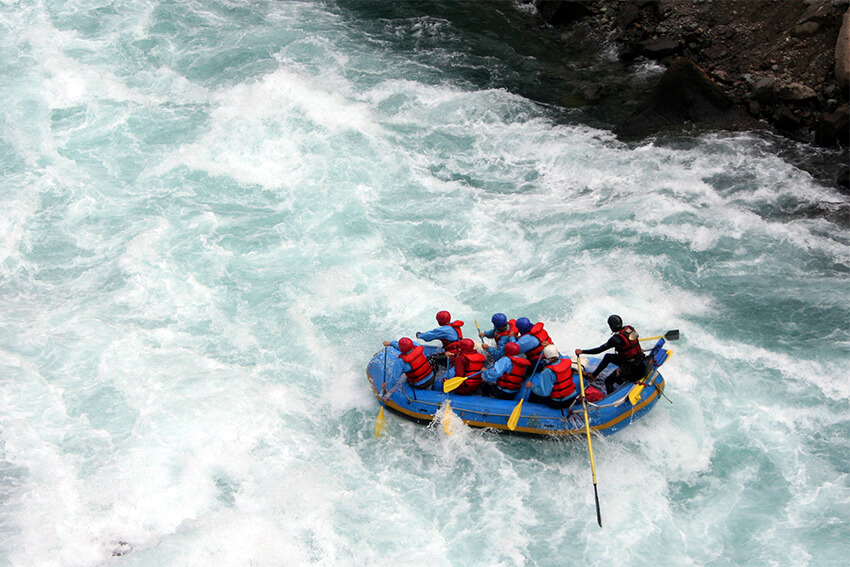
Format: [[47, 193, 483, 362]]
[[418, 326, 456, 343], [579, 336, 619, 356]]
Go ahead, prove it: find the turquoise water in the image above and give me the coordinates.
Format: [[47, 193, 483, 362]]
[[1, 1, 848, 565]]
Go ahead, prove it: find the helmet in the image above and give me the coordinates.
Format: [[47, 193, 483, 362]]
[[505, 341, 521, 356], [436, 311, 451, 325], [607, 314, 623, 331], [491, 312, 508, 328], [516, 317, 533, 334], [459, 338, 476, 352], [543, 345, 560, 360], [398, 337, 414, 353]]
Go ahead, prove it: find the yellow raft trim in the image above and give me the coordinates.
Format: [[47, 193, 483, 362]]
[[369, 378, 663, 436]]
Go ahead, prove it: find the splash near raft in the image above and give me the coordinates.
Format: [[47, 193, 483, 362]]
[[368, 339, 671, 436]]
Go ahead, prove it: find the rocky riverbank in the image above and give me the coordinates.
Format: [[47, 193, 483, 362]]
[[530, 0, 849, 187]]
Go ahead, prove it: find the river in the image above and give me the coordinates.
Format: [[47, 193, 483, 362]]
[[1, 1, 848, 565]]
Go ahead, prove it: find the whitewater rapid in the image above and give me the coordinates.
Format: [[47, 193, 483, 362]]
[[1, 1, 848, 565]]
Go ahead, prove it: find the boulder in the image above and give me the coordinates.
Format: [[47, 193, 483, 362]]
[[814, 104, 850, 147], [777, 82, 818, 101], [636, 37, 680, 59], [751, 76, 778, 103], [616, 57, 762, 140], [617, 3, 641, 28], [837, 8, 850, 94], [534, 0, 593, 25]]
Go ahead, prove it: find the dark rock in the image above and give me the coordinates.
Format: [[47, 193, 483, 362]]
[[838, 168, 850, 193], [534, 0, 594, 26], [633, 0, 663, 16], [772, 104, 802, 131], [618, 4, 641, 28], [616, 57, 762, 139], [704, 44, 729, 60], [777, 82, 818, 101], [711, 69, 733, 83], [636, 37, 680, 59], [814, 104, 850, 146], [794, 21, 821, 36], [578, 83, 607, 103], [751, 76, 778, 103], [837, 7, 850, 94]]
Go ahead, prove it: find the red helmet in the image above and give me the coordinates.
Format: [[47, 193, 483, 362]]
[[505, 341, 521, 356], [398, 337, 414, 353], [459, 338, 475, 352], [436, 310, 451, 325]]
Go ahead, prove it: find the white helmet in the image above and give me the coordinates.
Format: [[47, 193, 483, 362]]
[[542, 345, 560, 360]]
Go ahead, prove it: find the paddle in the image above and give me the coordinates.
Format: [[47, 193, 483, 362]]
[[576, 354, 603, 527], [639, 329, 679, 342], [626, 331, 678, 405], [442, 401, 453, 435], [628, 350, 674, 405], [627, 367, 658, 406], [375, 347, 388, 438], [507, 351, 545, 431], [443, 366, 492, 392]]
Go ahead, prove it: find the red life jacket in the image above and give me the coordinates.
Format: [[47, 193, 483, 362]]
[[548, 358, 575, 400], [615, 325, 643, 360], [493, 319, 518, 342], [522, 322, 552, 362], [441, 320, 465, 351], [399, 345, 433, 387], [497, 356, 531, 392], [454, 351, 486, 395]]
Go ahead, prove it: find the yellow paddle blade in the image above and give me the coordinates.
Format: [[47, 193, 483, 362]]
[[627, 383, 645, 405], [442, 401, 453, 435], [443, 375, 466, 393], [375, 406, 386, 438], [507, 398, 523, 431]]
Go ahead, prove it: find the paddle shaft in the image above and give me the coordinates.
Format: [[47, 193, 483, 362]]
[[475, 318, 490, 347], [443, 369, 485, 393], [577, 354, 603, 527], [375, 347, 389, 438], [507, 351, 546, 430], [639, 329, 679, 342]]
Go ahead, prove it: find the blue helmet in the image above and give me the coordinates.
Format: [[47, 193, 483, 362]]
[[491, 312, 507, 328], [516, 317, 533, 334]]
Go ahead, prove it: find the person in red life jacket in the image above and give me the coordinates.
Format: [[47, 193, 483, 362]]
[[515, 317, 554, 369], [382, 337, 435, 390], [479, 312, 518, 360], [479, 341, 531, 399], [528, 345, 578, 409], [442, 338, 486, 395], [575, 314, 646, 394], [416, 310, 464, 349], [416, 310, 465, 370]]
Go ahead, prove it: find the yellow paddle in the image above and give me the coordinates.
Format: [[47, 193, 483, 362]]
[[626, 331, 679, 405], [627, 351, 673, 405], [474, 318, 488, 349], [639, 329, 679, 342], [375, 346, 388, 438], [507, 397, 524, 431], [576, 354, 603, 527], [507, 351, 545, 431], [443, 375, 467, 393], [375, 406, 385, 438], [442, 367, 489, 393], [442, 401, 453, 435]]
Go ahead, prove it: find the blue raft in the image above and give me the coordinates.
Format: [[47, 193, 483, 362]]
[[367, 339, 671, 436]]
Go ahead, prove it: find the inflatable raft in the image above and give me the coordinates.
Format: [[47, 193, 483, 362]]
[[367, 339, 671, 437]]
